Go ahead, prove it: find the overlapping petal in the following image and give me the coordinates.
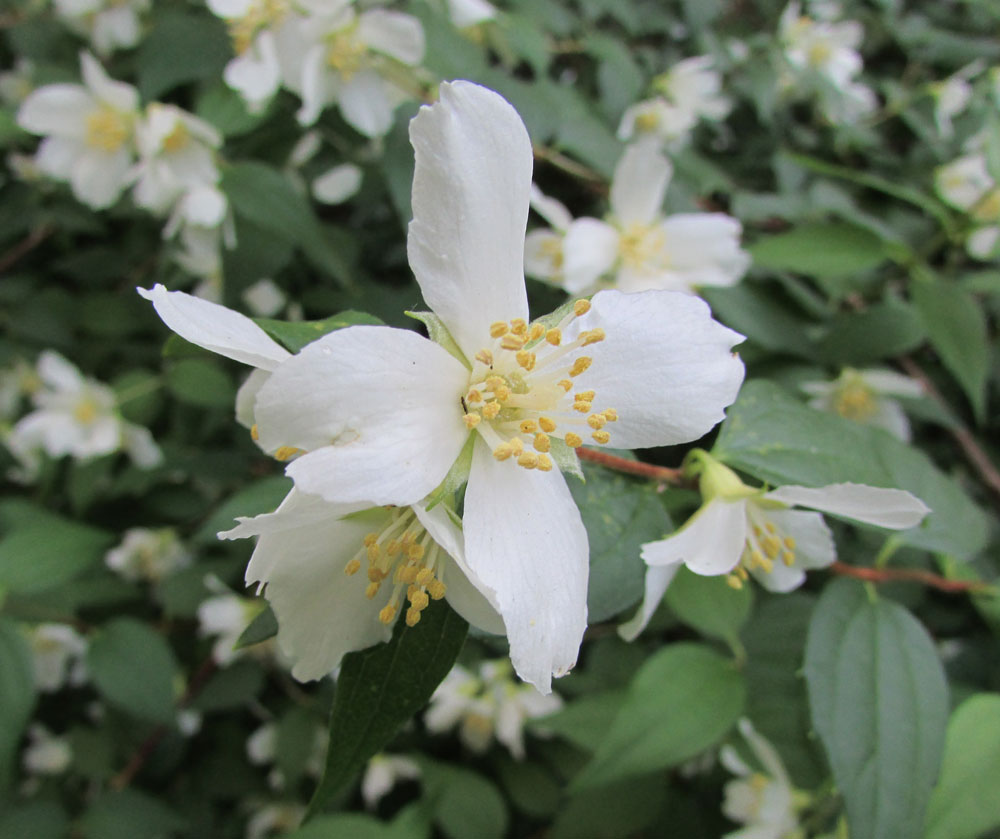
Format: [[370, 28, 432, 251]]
[[609, 142, 672, 226], [764, 482, 930, 529], [640, 497, 748, 576]]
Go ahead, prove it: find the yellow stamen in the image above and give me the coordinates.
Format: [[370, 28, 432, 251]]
[[592, 430, 611, 444], [379, 604, 397, 624], [510, 318, 528, 335], [784, 536, 796, 550], [533, 433, 551, 452], [588, 414, 607, 430], [575, 391, 595, 402], [500, 334, 525, 351], [573, 299, 591, 316], [250, 424, 260, 441], [573, 402, 592, 413], [528, 323, 545, 341], [366, 582, 381, 599], [538, 416, 556, 432], [273, 446, 303, 461], [409, 589, 430, 611], [603, 408, 618, 422], [516, 350, 536, 370], [519, 419, 538, 433], [726, 574, 743, 589], [493, 443, 514, 461], [494, 385, 511, 401], [565, 432, 583, 447], [557, 379, 572, 392], [344, 558, 361, 576], [490, 321, 509, 338], [405, 608, 422, 627], [407, 543, 425, 561], [517, 452, 539, 469], [85, 107, 129, 152], [537, 454, 553, 471], [569, 357, 592, 377], [482, 402, 501, 419], [464, 413, 482, 429], [475, 349, 493, 366], [510, 437, 524, 454], [467, 389, 483, 403], [582, 328, 606, 346], [428, 580, 447, 599], [416, 568, 434, 587], [546, 328, 562, 346]]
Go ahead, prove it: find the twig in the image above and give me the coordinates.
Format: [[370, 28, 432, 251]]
[[0, 224, 54, 275], [575, 447, 688, 485], [829, 560, 993, 594], [532, 144, 608, 190]]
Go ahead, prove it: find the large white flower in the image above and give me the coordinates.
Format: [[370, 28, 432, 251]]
[[622, 451, 930, 639], [546, 142, 749, 295], [16, 52, 139, 209], [801, 367, 924, 441]]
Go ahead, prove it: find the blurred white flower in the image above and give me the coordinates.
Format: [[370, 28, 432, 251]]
[[242, 278, 288, 317], [16, 52, 140, 209], [197, 592, 267, 665], [311, 162, 363, 204], [446, 0, 498, 28], [424, 659, 563, 759], [361, 753, 421, 809], [0, 358, 39, 425], [105, 527, 192, 583], [245, 802, 304, 839], [22, 725, 73, 776], [523, 184, 573, 284], [930, 76, 973, 139], [801, 367, 923, 441], [0, 58, 35, 106], [54, 0, 151, 56], [5, 351, 161, 479], [24, 623, 88, 692], [246, 720, 326, 789], [936, 153, 1000, 259]]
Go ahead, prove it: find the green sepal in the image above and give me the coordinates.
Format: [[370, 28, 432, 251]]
[[549, 437, 583, 482]]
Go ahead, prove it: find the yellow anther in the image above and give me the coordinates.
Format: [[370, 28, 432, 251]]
[[386, 539, 401, 556], [763, 536, 782, 560], [490, 321, 509, 338], [573, 402, 592, 413], [510, 318, 527, 335], [520, 419, 538, 434], [537, 454, 553, 471], [400, 565, 419, 584], [582, 328, 606, 346], [592, 430, 611, 444], [557, 379, 572, 392], [546, 328, 562, 346], [528, 323, 545, 341], [485, 375, 504, 390], [565, 432, 583, 448], [428, 580, 447, 600], [250, 424, 260, 441], [783, 551, 796, 567], [365, 582, 381, 599], [162, 121, 189, 153], [603, 408, 618, 422], [765, 522, 777, 534], [366, 544, 380, 563], [344, 558, 361, 576], [533, 432, 551, 452], [273, 446, 303, 461], [367, 566, 382, 582], [364, 533, 378, 547], [516, 350, 536, 370], [575, 391, 595, 402], [475, 349, 493, 366], [85, 107, 130, 152], [726, 574, 744, 590], [538, 416, 556, 432], [416, 567, 434, 587], [467, 389, 483, 403], [517, 452, 539, 469], [405, 608, 422, 627], [482, 401, 501, 419], [587, 414, 607, 430], [573, 299, 591, 316], [510, 437, 525, 454], [750, 549, 766, 569], [407, 543, 425, 561], [379, 604, 397, 624], [569, 357, 592, 377], [464, 413, 482, 429], [783, 536, 796, 550], [500, 334, 525, 351], [735, 566, 749, 580], [409, 589, 430, 611], [493, 443, 514, 461], [494, 385, 511, 401]]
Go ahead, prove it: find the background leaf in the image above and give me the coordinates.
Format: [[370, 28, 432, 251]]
[[0, 618, 36, 792]]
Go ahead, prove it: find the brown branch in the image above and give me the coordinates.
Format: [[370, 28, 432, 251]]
[[0, 224, 54, 275], [829, 560, 992, 594], [532, 144, 608, 191], [575, 447, 689, 486]]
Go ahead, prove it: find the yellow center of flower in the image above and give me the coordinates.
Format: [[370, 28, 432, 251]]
[[807, 40, 833, 67], [85, 107, 130, 152], [973, 188, 1000, 223], [726, 508, 798, 589], [326, 28, 368, 79], [228, 0, 288, 55], [461, 299, 617, 468], [343, 507, 448, 628], [73, 398, 99, 425], [162, 121, 189, 154], [618, 222, 668, 272], [635, 110, 660, 133], [539, 237, 564, 272], [833, 378, 877, 421]]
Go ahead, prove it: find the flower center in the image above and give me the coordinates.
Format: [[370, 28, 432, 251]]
[[460, 299, 618, 470], [228, 0, 288, 55], [833, 379, 877, 421], [85, 107, 130, 152], [728, 507, 797, 588], [326, 29, 367, 79], [343, 507, 448, 628], [618, 222, 667, 272], [807, 39, 833, 68], [635, 110, 660, 133], [973, 188, 1000, 222], [72, 398, 99, 425], [162, 121, 189, 154]]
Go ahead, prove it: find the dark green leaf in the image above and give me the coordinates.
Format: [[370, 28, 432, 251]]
[[256, 312, 384, 354], [421, 758, 508, 839], [812, 300, 927, 365], [0, 800, 69, 839], [165, 358, 236, 409], [79, 789, 186, 839], [552, 774, 664, 839], [137, 12, 231, 100], [534, 691, 624, 753], [189, 659, 265, 712], [0, 618, 36, 792], [665, 567, 753, 644], [750, 222, 888, 279], [804, 579, 948, 839], [235, 604, 279, 650]]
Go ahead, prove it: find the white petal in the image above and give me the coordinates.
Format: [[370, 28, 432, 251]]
[[561, 218, 619, 294], [79, 51, 137, 112], [70, 147, 132, 209], [529, 183, 573, 231], [617, 563, 679, 642], [255, 326, 469, 506], [407, 81, 532, 360], [766, 508, 835, 571], [138, 284, 290, 371], [17, 85, 93, 137], [312, 163, 362, 204], [36, 351, 84, 392], [235, 368, 271, 429], [34, 137, 83, 179], [859, 369, 924, 399], [870, 399, 911, 442], [230, 489, 392, 680], [569, 289, 745, 448], [447, 0, 498, 27], [523, 230, 563, 281], [764, 483, 930, 530], [609, 142, 672, 226], [224, 32, 282, 110], [640, 497, 748, 576], [656, 213, 750, 289], [358, 9, 424, 65], [338, 71, 397, 138], [463, 439, 588, 693]]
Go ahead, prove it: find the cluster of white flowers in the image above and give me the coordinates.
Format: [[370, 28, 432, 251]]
[[525, 142, 749, 296], [105, 527, 193, 583], [53, 0, 152, 56], [207, 0, 426, 138], [936, 147, 1000, 260], [3, 350, 161, 481], [424, 659, 562, 759], [778, 1, 876, 124]]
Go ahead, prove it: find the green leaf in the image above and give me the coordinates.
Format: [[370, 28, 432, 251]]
[[812, 300, 927, 365], [79, 789, 186, 839], [911, 281, 990, 423], [0, 510, 114, 595], [221, 162, 353, 285], [195, 82, 270, 138], [421, 758, 508, 839], [496, 756, 562, 818], [87, 618, 178, 724], [288, 811, 430, 839], [256, 311, 384, 354], [803, 579, 948, 839], [189, 659, 265, 712], [0, 618, 36, 792], [925, 693, 1000, 839], [749, 222, 888, 279], [136, 12, 231, 100], [552, 774, 664, 839], [665, 567, 753, 645], [235, 604, 279, 650], [701, 283, 819, 359], [571, 643, 745, 789], [308, 600, 469, 817], [165, 358, 236, 408], [712, 380, 988, 558], [570, 460, 670, 622], [534, 690, 625, 753], [0, 800, 69, 839]]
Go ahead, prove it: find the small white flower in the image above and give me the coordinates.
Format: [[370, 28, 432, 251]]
[[721, 719, 803, 839], [523, 184, 574, 283], [197, 592, 267, 665], [311, 162, 363, 204], [622, 452, 930, 639], [16, 52, 139, 209], [54, 0, 151, 56], [936, 152, 1000, 259], [930, 76, 973, 139], [446, 0, 498, 29], [24, 623, 88, 692], [242, 278, 287, 317], [105, 527, 192, 583], [245, 802, 304, 839], [22, 725, 73, 776], [361, 753, 421, 809], [801, 367, 924, 441], [553, 142, 749, 295]]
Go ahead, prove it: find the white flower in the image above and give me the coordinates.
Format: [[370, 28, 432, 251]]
[[523, 184, 573, 283], [245, 802, 304, 839], [361, 753, 421, 809], [424, 659, 562, 758], [288, 4, 425, 135], [22, 725, 73, 776], [16, 51, 139, 209], [617, 98, 698, 148], [246, 721, 326, 789], [242, 278, 287, 317], [446, 0, 498, 29], [24, 623, 88, 692], [720, 719, 802, 839], [105, 527, 192, 583], [132, 103, 223, 216], [622, 452, 930, 639], [5, 351, 161, 479], [54, 0, 151, 56], [311, 162, 363, 204], [930, 76, 973, 139], [0, 58, 35, 106], [936, 153, 1000, 260], [801, 367, 924, 441], [197, 592, 267, 665], [556, 142, 749, 295]]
